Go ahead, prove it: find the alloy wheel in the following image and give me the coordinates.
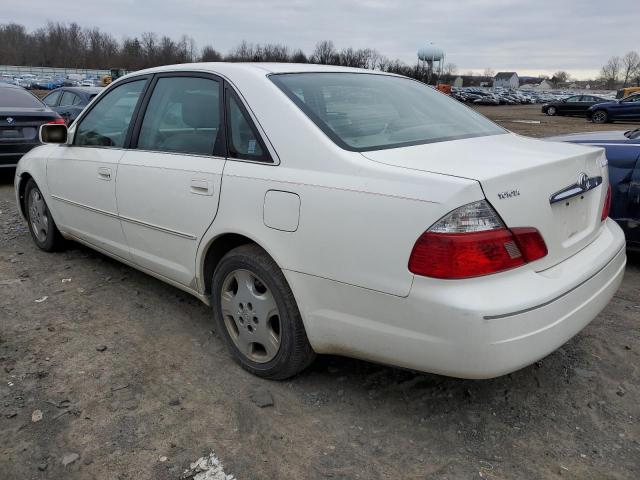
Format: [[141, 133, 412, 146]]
[[592, 111, 607, 123]]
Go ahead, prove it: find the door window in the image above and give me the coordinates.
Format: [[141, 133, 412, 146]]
[[137, 76, 222, 156], [43, 90, 61, 107], [59, 91, 79, 107], [226, 93, 270, 162], [75, 80, 146, 148], [565, 96, 582, 103]]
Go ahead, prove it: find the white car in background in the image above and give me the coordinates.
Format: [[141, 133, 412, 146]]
[[15, 63, 626, 379]]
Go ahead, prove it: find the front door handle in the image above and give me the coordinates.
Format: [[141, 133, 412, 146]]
[[190, 178, 213, 196], [98, 167, 112, 180]]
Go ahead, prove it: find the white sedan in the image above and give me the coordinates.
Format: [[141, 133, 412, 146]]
[[15, 63, 626, 379]]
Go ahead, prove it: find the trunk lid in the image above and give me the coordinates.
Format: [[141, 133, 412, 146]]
[[362, 133, 609, 271]]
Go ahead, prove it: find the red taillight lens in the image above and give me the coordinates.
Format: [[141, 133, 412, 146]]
[[601, 184, 611, 222], [47, 117, 66, 125], [408, 227, 547, 279]]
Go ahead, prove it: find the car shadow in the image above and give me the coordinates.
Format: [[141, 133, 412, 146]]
[[0, 169, 15, 185]]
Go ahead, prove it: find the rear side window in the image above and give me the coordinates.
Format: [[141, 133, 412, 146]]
[[43, 91, 61, 107], [75, 79, 146, 148], [59, 92, 80, 107], [0, 87, 44, 108], [226, 92, 270, 162], [137, 76, 222, 156]]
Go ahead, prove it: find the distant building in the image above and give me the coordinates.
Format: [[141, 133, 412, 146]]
[[493, 72, 519, 89], [535, 79, 553, 90], [453, 76, 463, 87]]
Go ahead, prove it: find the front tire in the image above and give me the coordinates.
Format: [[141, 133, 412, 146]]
[[591, 110, 608, 124], [24, 179, 65, 252], [212, 244, 315, 380], [546, 106, 557, 116]]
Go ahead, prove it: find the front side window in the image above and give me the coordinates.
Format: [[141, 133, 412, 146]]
[[271, 73, 506, 151], [565, 96, 582, 103], [226, 94, 268, 161], [137, 76, 222, 156], [75, 79, 146, 148]]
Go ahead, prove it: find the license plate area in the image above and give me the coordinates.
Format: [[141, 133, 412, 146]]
[[552, 194, 591, 244], [0, 126, 37, 141]]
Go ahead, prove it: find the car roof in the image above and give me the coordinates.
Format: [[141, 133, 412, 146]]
[[59, 86, 103, 95], [124, 62, 394, 79]]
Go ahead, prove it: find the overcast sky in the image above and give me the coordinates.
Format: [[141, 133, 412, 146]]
[[6, 0, 639, 79]]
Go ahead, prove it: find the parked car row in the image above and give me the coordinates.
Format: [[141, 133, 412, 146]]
[[542, 93, 640, 123], [0, 73, 103, 90]]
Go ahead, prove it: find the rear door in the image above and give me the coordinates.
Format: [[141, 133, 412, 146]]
[[57, 91, 82, 124], [116, 73, 226, 286], [562, 96, 583, 115], [47, 77, 149, 259]]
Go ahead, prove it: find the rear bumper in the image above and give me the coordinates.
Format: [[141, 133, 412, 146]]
[[0, 143, 39, 168], [287, 219, 626, 378]]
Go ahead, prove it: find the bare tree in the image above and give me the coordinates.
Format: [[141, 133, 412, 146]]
[[482, 67, 495, 78], [551, 70, 570, 87], [310, 40, 337, 64], [621, 51, 640, 87], [600, 56, 622, 89], [200, 45, 223, 62]]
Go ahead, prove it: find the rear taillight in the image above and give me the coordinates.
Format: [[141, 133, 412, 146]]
[[47, 117, 66, 125], [601, 184, 611, 222], [408, 200, 547, 279]]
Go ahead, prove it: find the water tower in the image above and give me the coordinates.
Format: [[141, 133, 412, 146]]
[[417, 43, 445, 84]]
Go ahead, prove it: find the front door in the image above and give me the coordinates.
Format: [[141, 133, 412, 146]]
[[47, 77, 149, 259], [116, 74, 226, 287]]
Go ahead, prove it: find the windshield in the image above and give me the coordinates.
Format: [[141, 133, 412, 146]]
[[270, 72, 506, 152], [0, 87, 44, 109]]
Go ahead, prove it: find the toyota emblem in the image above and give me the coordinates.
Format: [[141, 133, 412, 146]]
[[577, 172, 589, 190], [6, 117, 14, 124]]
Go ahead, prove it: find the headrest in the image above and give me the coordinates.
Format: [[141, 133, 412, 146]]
[[181, 92, 219, 128]]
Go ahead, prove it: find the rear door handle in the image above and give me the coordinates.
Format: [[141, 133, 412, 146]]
[[98, 167, 112, 180], [190, 178, 213, 196]]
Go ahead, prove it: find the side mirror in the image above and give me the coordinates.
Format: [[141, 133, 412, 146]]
[[39, 123, 68, 144]]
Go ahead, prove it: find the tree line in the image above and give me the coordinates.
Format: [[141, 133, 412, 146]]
[[600, 51, 640, 89], [0, 22, 462, 84]]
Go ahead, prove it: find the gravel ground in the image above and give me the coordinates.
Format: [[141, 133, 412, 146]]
[[1, 107, 639, 479]]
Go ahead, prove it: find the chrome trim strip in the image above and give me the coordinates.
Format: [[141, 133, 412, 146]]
[[50, 194, 197, 240], [483, 245, 625, 320], [549, 175, 602, 204], [119, 214, 197, 240], [51, 194, 118, 219]]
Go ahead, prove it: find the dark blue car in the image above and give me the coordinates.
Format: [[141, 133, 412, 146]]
[[549, 129, 640, 250], [587, 93, 640, 124]]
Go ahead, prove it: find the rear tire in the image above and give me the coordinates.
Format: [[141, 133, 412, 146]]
[[591, 110, 608, 124], [24, 179, 66, 252], [211, 244, 315, 380]]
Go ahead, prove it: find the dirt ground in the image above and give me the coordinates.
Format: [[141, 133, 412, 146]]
[[1, 105, 639, 480]]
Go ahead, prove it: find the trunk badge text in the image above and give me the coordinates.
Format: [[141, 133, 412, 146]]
[[549, 173, 603, 204], [498, 189, 520, 200]]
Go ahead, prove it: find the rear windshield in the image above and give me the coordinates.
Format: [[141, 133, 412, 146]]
[[270, 72, 506, 151], [0, 87, 44, 108]]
